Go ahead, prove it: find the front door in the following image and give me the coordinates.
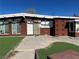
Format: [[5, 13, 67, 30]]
[[33, 23, 40, 35], [68, 21, 75, 36], [27, 21, 33, 35]]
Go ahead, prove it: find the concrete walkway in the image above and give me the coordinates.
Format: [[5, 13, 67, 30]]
[[10, 35, 53, 59], [10, 35, 79, 59], [15, 36, 53, 51], [10, 50, 35, 59]]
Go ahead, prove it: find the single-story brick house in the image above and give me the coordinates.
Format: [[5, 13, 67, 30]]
[[0, 13, 79, 37]]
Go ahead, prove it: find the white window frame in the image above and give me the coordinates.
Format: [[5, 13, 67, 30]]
[[69, 22, 74, 32], [76, 22, 79, 32], [0, 21, 9, 35], [40, 20, 53, 28], [12, 22, 21, 34]]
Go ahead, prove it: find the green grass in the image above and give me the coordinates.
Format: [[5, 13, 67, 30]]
[[0, 37, 23, 59], [38, 42, 79, 59]]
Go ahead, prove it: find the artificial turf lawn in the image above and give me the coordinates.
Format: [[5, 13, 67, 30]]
[[0, 37, 23, 59], [38, 42, 79, 59]]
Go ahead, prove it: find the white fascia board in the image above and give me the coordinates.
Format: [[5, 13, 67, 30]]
[[0, 13, 79, 19], [53, 16, 77, 19], [0, 13, 25, 18], [24, 13, 54, 19]]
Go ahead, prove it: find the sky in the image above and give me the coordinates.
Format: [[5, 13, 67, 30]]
[[0, 0, 79, 16]]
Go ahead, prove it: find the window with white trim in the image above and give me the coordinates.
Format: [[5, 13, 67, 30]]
[[76, 22, 79, 32], [12, 20, 20, 34], [0, 21, 9, 34], [40, 21, 53, 28], [69, 22, 74, 32]]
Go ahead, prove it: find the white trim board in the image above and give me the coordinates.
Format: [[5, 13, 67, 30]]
[[0, 13, 79, 19]]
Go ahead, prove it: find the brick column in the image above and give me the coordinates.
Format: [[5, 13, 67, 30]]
[[21, 21, 27, 35]]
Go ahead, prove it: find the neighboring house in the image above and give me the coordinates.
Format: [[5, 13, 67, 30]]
[[0, 13, 79, 37]]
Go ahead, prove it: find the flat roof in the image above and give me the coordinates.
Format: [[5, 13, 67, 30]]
[[0, 13, 79, 19]]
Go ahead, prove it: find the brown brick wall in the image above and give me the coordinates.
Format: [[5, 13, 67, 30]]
[[40, 28, 50, 35], [55, 19, 68, 36], [8, 23, 12, 35], [75, 33, 79, 37], [21, 22, 27, 35]]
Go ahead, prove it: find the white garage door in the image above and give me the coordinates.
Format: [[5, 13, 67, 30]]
[[27, 22, 33, 35]]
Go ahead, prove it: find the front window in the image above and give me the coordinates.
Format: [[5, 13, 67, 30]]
[[69, 22, 74, 32], [0, 20, 9, 34], [76, 22, 79, 32], [12, 20, 20, 34], [40, 20, 53, 28]]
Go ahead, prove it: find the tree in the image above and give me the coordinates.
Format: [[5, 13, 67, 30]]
[[73, 14, 77, 16], [26, 8, 36, 14]]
